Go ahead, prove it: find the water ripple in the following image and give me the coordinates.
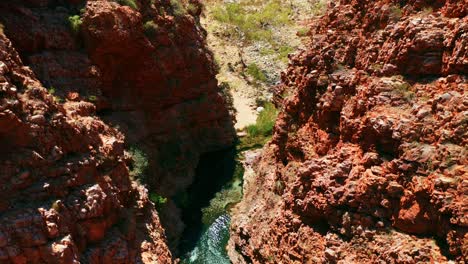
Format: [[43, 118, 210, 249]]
[[182, 214, 231, 264]]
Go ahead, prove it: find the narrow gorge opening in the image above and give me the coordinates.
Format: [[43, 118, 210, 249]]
[[172, 0, 311, 261], [176, 147, 239, 263], [178, 147, 236, 251]]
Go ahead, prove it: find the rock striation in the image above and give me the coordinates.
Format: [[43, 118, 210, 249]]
[[229, 0, 467, 263], [0, 0, 235, 262]]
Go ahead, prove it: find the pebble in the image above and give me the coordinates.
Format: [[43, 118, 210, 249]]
[[0, 61, 8, 75], [416, 108, 431, 119], [30, 114, 46, 125], [438, 93, 452, 101], [334, 85, 343, 95], [324, 248, 336, 260]]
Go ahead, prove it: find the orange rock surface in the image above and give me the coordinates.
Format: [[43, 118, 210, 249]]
[[229, 0, 467, 263]]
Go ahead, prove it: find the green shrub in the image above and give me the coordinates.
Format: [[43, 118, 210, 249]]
[[212, 3, 240, 23], [170, 0, 186, 17], [297, 27, 309, 37], [389, 5, 403, 21], [275, 180, 285, 194], [370, 63, 383, 72], [187, 3, 199, 15], [149, 193, 168, 210], [310, 0, 327, 16], [212, 0, 291, 43], [88, 95, 97, 101], [117, 0, 138, 10], [48, 87, 56, 95], [277, 45, 293, 62], [246, 63, 267, 82], [128, 147, 149, 180], [51, 200, 61, 212], [143, 21, 158, 38], [68, 15, 82, 34], [246, 102, 277, 137], [54, 96, 64, 104], [260, 45, 294, 62], [390, 76, 415, 101], [260, 47, 275, 56], [238, 102, 278, 151]]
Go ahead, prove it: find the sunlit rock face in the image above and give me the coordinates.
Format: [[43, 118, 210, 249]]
[[229, 0, 467, 263], [0, 0, 235, 262]]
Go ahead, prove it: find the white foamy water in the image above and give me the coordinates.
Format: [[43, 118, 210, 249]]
[[182, 214, 231, 264]]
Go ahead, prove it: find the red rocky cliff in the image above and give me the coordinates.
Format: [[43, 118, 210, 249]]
[[229, 0, 467, 263], [0, 0, 235, 254], [0, 0, 235, 262], [0, 32, 171, 263]]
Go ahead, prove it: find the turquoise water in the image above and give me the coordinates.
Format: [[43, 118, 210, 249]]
[[180, 175, 242, 264], [181, 214, 231, 264], [178, 149, 244, 264]]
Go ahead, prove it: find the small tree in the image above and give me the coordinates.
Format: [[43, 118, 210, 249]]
[[128, 147, 148, 181]]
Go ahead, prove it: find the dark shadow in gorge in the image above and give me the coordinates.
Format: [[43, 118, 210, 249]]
[[175, 146, 237, 256]]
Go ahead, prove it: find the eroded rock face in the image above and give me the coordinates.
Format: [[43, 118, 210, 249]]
[[0, 33, 171, 263], [79, 0, 236, 197], [0, 0, 235, 254], [0, 0, 235, 195], [230, 0, 467, 263]]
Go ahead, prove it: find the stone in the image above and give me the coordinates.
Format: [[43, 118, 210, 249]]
[[30, 114, 46, 125], [387, 182, 405, 197]]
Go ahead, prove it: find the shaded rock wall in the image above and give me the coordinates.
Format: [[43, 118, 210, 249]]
[[229, 0, 467, 263]]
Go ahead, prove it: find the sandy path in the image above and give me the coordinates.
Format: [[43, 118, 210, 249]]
[[232, 90, 257, 129], [200, 0, 311, 131], [201, 26, 260, 130]]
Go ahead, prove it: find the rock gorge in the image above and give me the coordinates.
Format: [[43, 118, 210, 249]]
[[0, 0, 466, 263]]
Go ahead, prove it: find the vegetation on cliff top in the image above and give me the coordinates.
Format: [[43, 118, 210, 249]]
[[202, 0, 316, 131], [212, 0, 292, 43]]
